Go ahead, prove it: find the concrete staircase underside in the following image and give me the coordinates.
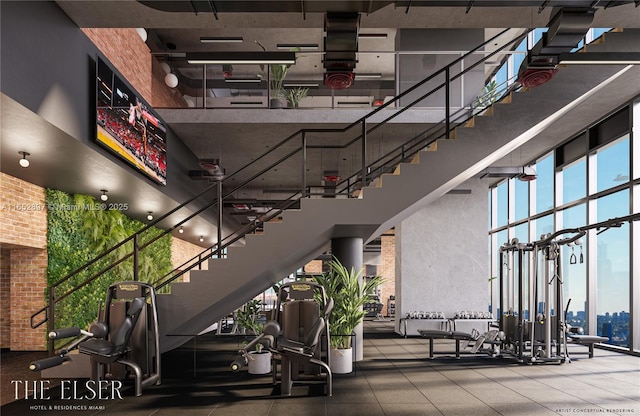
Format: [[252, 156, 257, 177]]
[[157, 30, 640, 353]]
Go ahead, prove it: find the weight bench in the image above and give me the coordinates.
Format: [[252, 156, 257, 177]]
[[568, 335, 608, 358], [417, 329, 502, 359]]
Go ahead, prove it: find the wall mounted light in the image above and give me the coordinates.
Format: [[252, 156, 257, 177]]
[[18, 151, 30, 168], [147, 212, 154, 221], [199, 236, 204, 242], [165, 72, 179, 88], [179, 226, 184, 233], [160, 62, 172, 74], [135, 28, 147, 42], [100, 190, 109, 201]]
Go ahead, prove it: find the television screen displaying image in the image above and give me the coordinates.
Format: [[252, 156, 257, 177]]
[[96, 56, 167, 185]]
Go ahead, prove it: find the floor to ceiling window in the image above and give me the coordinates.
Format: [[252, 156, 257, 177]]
[[488, 102, 639, 352]]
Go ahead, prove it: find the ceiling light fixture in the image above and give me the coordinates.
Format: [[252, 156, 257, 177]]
[[179, 226, 184, 233], [358, 33, 388, 39], [283, 82, 319, 88], [199, 236, 204, 242], [558, 52, 640, 65], [135, 28, 147, 42], [354, 73, 382, 79], [186, 51, 296, 65], [147, 212, 154, 221], [18, 151, 30, 168], [277, 43, 319, 50], [100, 190, 108, 201], [223, 77, 262, 83], [200, 36, 244, 43], [165, 71, 179, 88]]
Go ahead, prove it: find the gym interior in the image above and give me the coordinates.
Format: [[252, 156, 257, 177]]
[[1, 1, 639, 415]]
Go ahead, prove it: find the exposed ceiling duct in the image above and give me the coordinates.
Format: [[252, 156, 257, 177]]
[[323, 12, 360, 89], [517, 7, 595, 88]]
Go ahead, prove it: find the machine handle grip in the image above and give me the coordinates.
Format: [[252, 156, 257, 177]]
[[230, 356, 247, 372], [48, 327, 81, 339], [29, 355, 66, 371]]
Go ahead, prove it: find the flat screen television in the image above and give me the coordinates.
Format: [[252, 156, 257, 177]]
[[96, 56, 167, 185]]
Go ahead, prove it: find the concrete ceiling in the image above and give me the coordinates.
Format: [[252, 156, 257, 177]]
[[4, 1, 639, 243]]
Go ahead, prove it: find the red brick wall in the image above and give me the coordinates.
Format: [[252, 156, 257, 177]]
[[9, 248, 47, 350], [304, 260, 323, 274], [171, 237, 209, 283], [1, 249, 11, 348], [0, 173, 48, 350], [0, 173, 47, 249], [82, 28, 185, 109], [380, 231, 396, 317]]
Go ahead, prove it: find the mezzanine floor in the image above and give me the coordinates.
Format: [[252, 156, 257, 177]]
[[1, 320, 639, 416]]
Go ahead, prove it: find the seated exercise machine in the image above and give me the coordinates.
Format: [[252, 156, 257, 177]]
[[29, 281, 161, 396], [230, 281, 333, 396]]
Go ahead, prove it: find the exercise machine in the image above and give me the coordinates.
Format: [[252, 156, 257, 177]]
[[498, 213, 639, 363], [29, 281, 161, 396], [230, 281, 333, 396]]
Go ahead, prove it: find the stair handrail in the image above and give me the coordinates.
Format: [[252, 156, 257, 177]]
[[31, 28, 525, 341]]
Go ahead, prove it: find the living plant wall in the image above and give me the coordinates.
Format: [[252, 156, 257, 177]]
[[46, 189, 172, 331]]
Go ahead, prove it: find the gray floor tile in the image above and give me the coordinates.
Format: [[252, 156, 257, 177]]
[[490, 402, 559, 416], [420, 388, 484, 405], [372, 387, 430, 404], [379, 402, 442, 416], [268, 402, 326, 416], [465, 387, 532, 404], [434, 403, 502, 416], [327, 403, 385, 416]]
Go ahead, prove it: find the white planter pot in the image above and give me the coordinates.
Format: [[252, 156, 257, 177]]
[[248, 351, 272, 374], [330, 348, 353, 374]]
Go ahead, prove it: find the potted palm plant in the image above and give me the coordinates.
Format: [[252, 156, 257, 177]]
[[235, 299, 271, 374], [255, 41, 301, 108], [313, 258, 383, 373]]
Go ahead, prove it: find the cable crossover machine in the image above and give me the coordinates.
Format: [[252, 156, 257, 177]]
[[498, 213, 638, 364]]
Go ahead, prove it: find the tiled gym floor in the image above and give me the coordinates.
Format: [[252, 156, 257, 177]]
[[2, 320, 639, 416]]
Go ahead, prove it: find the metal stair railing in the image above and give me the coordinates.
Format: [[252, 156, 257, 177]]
[[31, 28, 527, 351]]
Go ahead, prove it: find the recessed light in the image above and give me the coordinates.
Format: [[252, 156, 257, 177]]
[[277, 43, 319, 50], [224, 77, 262, 83], [358, 33, 388, 39], [283, 82, 319, 88], [200, 37, 244, 43], [354, 73, 382, 79]]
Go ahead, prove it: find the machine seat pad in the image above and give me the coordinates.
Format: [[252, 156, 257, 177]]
[[276, 338, 306, 354], [79, 339, 124, 357], [417, 330, 453, 339], [569, 335, 608, 344], [451, 331, 475, 340]]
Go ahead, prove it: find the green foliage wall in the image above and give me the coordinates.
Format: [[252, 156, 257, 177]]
[[46, 189, 172, 331]]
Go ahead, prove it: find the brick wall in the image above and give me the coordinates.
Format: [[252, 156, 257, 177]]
[[82, 28, 185, 109], [171, 237, 210, 283], [0, 173, 48, 350], [380, 231, 396, 317], [304, 260, 323, 274], [9, 248, 47, 350], [1, 249, 11, 348], [0, 173, 47, 249]]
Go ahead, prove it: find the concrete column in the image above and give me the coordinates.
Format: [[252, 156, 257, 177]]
[[396, 179, 489, 336], [331, 237, 364, 361]]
